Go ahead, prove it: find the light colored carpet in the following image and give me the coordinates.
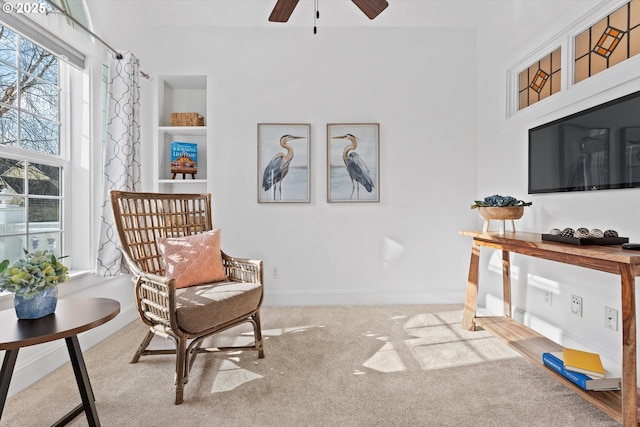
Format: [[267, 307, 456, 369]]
[[1, 304, 620, 426]]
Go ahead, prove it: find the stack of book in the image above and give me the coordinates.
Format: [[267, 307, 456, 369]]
[[542, 348, 620, 391]]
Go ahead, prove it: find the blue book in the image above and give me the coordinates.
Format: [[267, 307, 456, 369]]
[[542, 352, 620, 391], [170, 142, 198, 177]]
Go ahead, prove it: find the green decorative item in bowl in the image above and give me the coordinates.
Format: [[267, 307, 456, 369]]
[[0, 249, 69, 319], [471, 195, 532, 233]]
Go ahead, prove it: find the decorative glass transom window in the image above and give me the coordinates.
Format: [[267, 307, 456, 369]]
[[574, 1, 640, 84], [518, 47, 561, 111]]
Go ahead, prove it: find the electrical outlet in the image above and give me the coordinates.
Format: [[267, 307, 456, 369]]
[[605, 306, 618, 331], [544, 291, 552, 306], [571, 295, 583, 317], [271, 265, 279, 279]]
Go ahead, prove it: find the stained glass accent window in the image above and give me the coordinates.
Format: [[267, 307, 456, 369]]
[[530, 69, 550, 93], [593, 26, 625, 57], [518, 47, 561, 111], [574, 1, 640, 84]]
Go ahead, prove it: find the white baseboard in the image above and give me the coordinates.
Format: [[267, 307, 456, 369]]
[[263, 289, 467, 306]]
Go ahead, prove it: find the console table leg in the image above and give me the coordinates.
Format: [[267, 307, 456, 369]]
[[620, 264, 637, 427], [65, 336, 100, 427], [0, 348, 19, 418], [502, 250, 512, 318], [462, 243, 481, 331]]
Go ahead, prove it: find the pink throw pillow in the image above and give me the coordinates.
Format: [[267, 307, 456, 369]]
[[157, 229, 228, 288]]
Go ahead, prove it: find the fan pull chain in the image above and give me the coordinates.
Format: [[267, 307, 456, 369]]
[[313, 0, 319, 34]]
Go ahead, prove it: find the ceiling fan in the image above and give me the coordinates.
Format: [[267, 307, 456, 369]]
[[269, 0, 389, 22]]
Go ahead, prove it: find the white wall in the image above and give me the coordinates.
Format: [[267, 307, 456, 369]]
[[210, 26, 477, 305], [475, 0, 638, 374], [87, 2, 482, 306]]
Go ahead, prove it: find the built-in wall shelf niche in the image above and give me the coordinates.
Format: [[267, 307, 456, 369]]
[[155, 75, 208, 193]]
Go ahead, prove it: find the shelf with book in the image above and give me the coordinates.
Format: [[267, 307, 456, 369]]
[[460, 231, 640, 427], [542, 351, 620, 391], [154, 75, 208, 194], [474, 316, 634, 423]]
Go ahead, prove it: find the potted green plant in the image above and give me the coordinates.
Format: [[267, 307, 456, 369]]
[[471, 195, 532, 232], [0, 249, 68, 319]]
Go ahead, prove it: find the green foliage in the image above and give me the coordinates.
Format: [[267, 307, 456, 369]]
[[0, 249, 68, 299], [471, 194, 532, 209]]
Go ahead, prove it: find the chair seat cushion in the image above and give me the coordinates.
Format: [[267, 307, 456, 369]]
[[175, 280, 263, 334]]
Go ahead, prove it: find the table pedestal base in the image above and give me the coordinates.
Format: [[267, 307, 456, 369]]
[[1, 336, 101, 426]]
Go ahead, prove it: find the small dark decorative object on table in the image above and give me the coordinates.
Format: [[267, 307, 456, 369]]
[[621, 243, 640, 250], [543, 227, 628, 245]]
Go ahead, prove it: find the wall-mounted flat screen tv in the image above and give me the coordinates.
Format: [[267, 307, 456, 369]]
[[528, 89, 640, 194]]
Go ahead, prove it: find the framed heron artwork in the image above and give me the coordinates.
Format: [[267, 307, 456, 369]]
[[327, 123, 379, 203], [258, 123, 311, 203]]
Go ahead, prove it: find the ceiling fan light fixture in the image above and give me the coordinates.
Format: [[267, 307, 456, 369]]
[[269, 0, 389, 23], [313, 0, 319, 34], [351, 0, 389, 20], [269, 0, 300, 22]]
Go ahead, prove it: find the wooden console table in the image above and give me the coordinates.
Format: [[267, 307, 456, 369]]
[[460, 230, 640, 426]]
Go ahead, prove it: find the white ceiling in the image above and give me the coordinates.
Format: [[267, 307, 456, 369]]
[[85, 0, 582, 31]]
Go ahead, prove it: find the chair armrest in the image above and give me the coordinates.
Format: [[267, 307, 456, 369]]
[[221, 251, 263, 284], [121, 249, 176, 329]]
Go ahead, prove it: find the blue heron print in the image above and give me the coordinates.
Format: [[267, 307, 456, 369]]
[[332, 133, 375, 200], [262, 134, 305, 200]]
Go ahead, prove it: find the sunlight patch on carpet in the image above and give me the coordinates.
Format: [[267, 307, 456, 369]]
[[362, 342, 406, 373], [408, 337, 518, 370], [261, 325, 323, 337], [402, 310, 520, 370], [404, 310, 469, 330], [211, 360, 263, 393]]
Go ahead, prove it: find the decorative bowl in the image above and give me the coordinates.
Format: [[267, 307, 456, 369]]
[[478, 206, 525, 221]]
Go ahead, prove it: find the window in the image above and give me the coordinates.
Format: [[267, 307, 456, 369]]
[[0, 25, 65, 263], [574, 0, 640, 83], [518, 47, 562, 111]]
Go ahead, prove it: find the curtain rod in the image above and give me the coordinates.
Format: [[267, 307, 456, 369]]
[[42, 0, 150, 79]]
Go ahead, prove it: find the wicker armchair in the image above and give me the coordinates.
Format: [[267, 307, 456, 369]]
[[110, 191, 264, 404]]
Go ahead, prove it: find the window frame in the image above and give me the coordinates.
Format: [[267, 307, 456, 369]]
[[506, 0, 632, 118], [0, 27, 71, 267]]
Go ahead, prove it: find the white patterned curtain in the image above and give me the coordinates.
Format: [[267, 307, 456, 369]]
[[96, 52, 141, 276]]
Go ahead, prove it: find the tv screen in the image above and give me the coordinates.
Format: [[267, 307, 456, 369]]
[[528, 90, 640, 194]]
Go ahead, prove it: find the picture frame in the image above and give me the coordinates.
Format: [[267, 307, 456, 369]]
[[258, 123, 311, 203], [327, 123, 379, 202]]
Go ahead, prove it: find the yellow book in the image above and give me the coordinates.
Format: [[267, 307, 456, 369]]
[[563, 347, 605, 379]]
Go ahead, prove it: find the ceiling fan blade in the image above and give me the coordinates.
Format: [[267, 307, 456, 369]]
[[269, 0, 300, 22], [351, 0, 389, 20]]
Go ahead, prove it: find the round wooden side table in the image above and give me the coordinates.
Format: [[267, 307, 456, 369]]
[[0, 297, 120, 427]]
